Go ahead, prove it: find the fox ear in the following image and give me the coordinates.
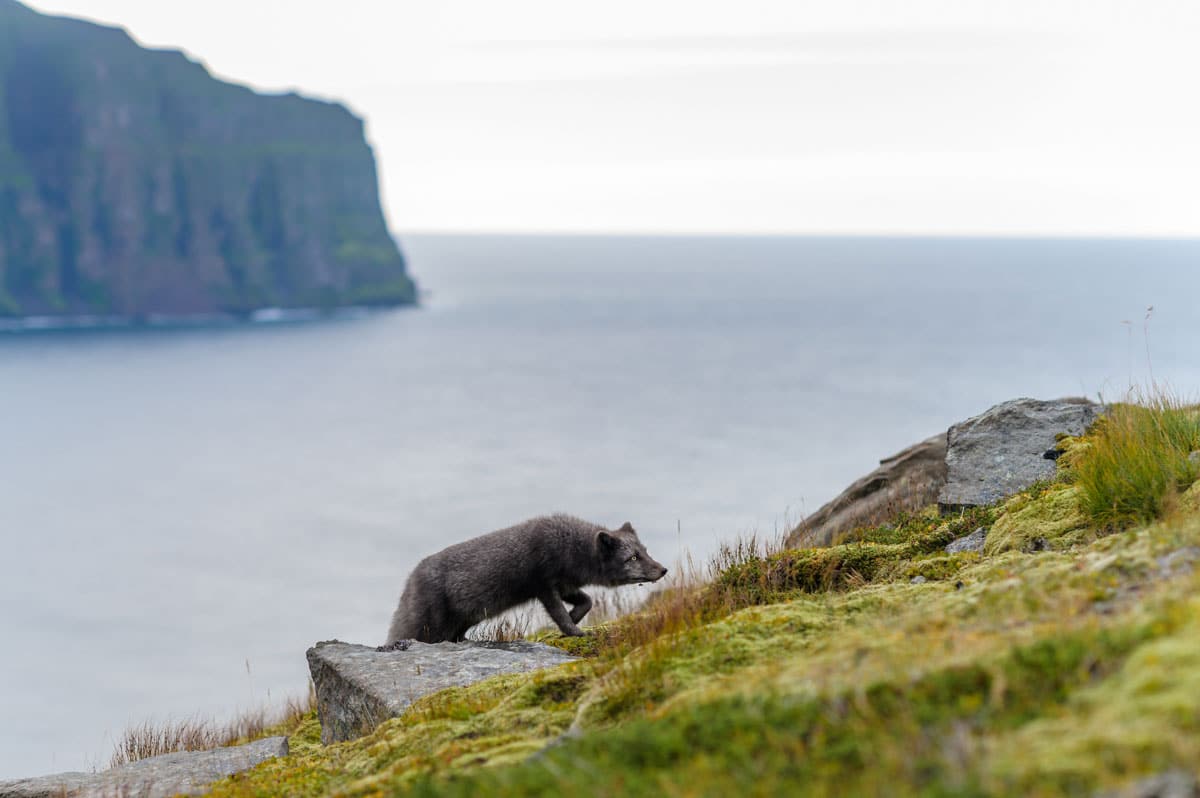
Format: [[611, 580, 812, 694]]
[[618, 522, 634, 533], [597, 531, 619, 552]]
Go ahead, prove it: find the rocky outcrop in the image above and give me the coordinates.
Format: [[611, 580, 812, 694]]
[[788, 433, 948, 548], [938, 398, 1101, 509], [0, 0, 414, 319], [0, 736, 287, 798], [945, 527, 987, 554], [788, 397, 1103, 549], [307, 640, 579, 744]]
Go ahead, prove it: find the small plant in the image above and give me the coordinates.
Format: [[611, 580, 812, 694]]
[[468, 611, 535, 642], [1076, 392, 1200, 530], [109, 687, 313, 768]]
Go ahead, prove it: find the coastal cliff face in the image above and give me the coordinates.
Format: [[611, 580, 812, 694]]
[[0, 0, 415, 318]]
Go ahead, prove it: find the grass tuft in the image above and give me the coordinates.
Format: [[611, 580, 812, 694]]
[[109, 687, 313, 768], [1077, 394, 1200, 530]]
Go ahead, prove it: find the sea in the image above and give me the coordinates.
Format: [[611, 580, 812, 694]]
[[1, 234, 1198, 779]]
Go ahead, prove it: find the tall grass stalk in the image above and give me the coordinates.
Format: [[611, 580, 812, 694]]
[[1077, 390, 1200, 530]]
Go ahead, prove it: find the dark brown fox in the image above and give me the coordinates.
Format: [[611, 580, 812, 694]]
[[385, 514, 668, 644]]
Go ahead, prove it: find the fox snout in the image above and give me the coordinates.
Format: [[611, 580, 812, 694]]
[[633, 561, 668, 584]]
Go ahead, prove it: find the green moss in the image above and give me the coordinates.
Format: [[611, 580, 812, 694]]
[[716, 504, 995, 602], [984, 485, 1091, 555], [1053, 433, 1093, 476], [1182, 481, 1200, 515], [537, 631, 605, 659], [386, 619, 1173, 798], [896, 553, 976, 581], [210, 667, 584, 798], [986, 594, 1200, 793], [839, 504, 995, 552]]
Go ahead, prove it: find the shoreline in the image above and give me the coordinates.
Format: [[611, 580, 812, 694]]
[[0, 303, 418, 335]]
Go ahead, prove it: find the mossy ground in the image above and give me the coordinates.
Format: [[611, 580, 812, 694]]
[[208, 411, 1200, 798]]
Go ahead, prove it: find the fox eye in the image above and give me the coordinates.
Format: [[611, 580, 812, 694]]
[[627, 554, 639, 562]]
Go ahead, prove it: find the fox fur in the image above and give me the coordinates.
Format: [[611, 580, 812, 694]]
[[385, 514, 668, 644]]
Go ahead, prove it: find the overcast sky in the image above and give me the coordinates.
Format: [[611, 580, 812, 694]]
[[23, 1, 1200, 235]]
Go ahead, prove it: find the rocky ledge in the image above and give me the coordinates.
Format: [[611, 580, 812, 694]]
[[0, 736, 288, 798], [307, 640, 579, 744], [790, 397, 1103, 548]]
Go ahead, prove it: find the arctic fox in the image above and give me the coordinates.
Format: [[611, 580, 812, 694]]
[[385, 514, 668, 644]]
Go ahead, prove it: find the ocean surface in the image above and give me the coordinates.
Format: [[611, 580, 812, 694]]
[[1, 234, 1199, 779]]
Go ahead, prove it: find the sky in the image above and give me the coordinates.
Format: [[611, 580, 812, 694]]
[[22, 1, 1200, 235]]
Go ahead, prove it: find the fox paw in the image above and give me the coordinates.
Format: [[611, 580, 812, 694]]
[[376, 640, 413, 652]]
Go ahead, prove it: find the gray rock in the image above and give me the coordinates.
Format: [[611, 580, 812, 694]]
[[307, 639, 579, 744], [1157, 547, 1200, 579], [1096, 769, 1199, 798], [1189, 451, 1200, 466], [945, 527, 988, 554], [0, 736, 287, 798], [938, 397, 1101, 509], [787, 433, 948, 548], [909, 575, 927, 585]]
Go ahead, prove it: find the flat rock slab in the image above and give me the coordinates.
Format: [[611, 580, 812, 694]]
[[307, 640, 579, 744], [938, 397, 1101, 509], [0, 736, 287, 798]]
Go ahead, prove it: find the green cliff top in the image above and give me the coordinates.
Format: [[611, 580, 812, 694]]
[[0, 0, 414, 319]]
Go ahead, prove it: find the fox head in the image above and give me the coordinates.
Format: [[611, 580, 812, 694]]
[[596, 522, 669, 586]]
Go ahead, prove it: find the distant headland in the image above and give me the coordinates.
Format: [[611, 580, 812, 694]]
[[0, 0, 416, 321]]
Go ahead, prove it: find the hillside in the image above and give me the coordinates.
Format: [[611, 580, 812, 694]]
[[193, 398, 1200, 797], [0, 0, 414, 319]]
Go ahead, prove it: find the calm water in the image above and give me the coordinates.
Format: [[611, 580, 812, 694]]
[[1, 235, 1198, 778]]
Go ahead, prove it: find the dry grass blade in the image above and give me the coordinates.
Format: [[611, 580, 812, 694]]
[[109, 686, 313, 769], [558, 530, 789, 660], [468, 612, 535, 642]]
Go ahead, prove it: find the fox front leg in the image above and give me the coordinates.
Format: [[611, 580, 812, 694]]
[[539, 589, 585, 636], [562, 589, 593, 625]]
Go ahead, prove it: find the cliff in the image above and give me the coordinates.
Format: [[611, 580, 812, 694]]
[[0, 0, 415, 319]]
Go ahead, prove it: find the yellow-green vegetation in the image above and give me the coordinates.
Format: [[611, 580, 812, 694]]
[[208, 400, 1200, 798], [984, 484, 1090, 555], [1076, 396, 1200, 530]]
